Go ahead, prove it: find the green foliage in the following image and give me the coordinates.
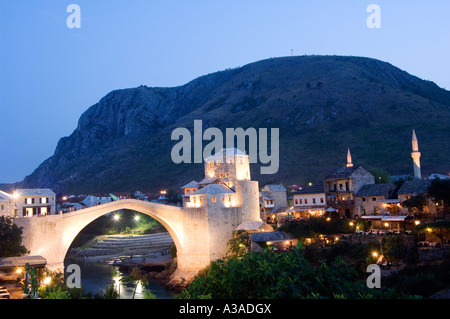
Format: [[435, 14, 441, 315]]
[[278, 217, 353, 241], [169, 243, 177, 259], [178, 248, 398, 299], [401, 194, 428, 212], [428, 178, 450, 207], [144, 290, 157, 299], [384, 256, 450, 298], [369, 168, 392, 184], [227, 231, 250, 256], [0, 216, 28, 257], [381, 235, 407, 266]]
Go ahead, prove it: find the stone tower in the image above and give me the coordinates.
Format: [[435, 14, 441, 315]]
[[411, 129, 421, 180]]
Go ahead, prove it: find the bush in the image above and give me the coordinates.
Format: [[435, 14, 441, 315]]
[[178, 248, 404, 299]]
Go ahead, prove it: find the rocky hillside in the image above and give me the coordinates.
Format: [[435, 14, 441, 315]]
[[19, 55, 450, 194]]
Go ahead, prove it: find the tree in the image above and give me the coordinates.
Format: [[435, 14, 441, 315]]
[[427, 178, 450, 210], [178, 248, 405, 299], [0, 216, 28, 257], [401, 194, 428, 213], [370, 168, 392, 184], [382, 235, 406, 267]]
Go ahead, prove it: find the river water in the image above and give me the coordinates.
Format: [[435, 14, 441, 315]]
[[64, 258, 178, 299]]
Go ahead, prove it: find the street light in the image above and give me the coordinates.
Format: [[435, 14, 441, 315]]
[[372, 251, 379, 258], [113, 214, 120, 221], [134, 215, 140, 222], [43, 277, 51, 285]]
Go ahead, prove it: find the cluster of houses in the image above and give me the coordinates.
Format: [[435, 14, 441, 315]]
[[0, 189, 171, 218], [258, 130, 449, 234]]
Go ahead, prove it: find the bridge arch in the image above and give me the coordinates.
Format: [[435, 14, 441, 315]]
[[61, 199, 184, 263]]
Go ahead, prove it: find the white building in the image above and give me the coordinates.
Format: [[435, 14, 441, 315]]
[[291, 184, 326, 218], [0, 189, 56, 218]]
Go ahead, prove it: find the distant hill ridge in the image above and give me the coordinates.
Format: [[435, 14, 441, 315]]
[[16, 55, 450, 194]]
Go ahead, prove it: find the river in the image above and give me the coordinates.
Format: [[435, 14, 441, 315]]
[[64, 258, 178, 299]]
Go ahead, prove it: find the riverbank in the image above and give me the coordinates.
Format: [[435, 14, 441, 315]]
[[66, 232, 185, 292]]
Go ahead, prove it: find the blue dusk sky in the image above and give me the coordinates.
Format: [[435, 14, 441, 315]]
[[1, 1, 449, 183]]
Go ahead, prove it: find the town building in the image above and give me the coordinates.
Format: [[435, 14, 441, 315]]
[[290, 184, 326, 219], [259, 184, 287, 221], [0, 189, 57, 218], [324, 148, 375, 218], [181, 148, 256, 210], [355, 183, 398, 217], [0, 191, 14, 218]]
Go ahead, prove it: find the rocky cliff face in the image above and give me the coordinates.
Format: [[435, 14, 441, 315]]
[[21, 56, 450, 194]]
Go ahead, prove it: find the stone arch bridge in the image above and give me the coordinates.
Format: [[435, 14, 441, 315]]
[[14, 194, 261, 277]]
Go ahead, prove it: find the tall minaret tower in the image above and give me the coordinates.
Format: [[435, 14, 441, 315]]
[[346, 147, 353, 168], [411, 129, 422, 180]]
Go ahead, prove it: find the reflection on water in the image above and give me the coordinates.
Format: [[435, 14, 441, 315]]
[[64, 258, 177, 299]]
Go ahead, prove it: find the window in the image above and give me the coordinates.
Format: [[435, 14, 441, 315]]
[[200, 198, 203, 204], [214, 173, 217, 177], [193, 198, 196, 204], [25, 198, 33, 205], [305, 199, 308, 204], [209, 162, 213, 167], [219, 173, 223, 178], [295, 199, 298, 205], [225, 173, 229, 178], [362, 198, 366, 202], [40, 207, 48, 215], [186, 189, 190, 195], [222, 197, 225, 202], [300, 199, 303, 204], [228, 159, 232, 164], [228, 197, 231, 202], [25, 207, 33, 217], [0, 205, 3, 210], [40, 197, 48, 204], [320, 198, 324, 203], [313, 198, 316, 204], [216, 161, 221, 166], [212, 197, 217, 203], [339, 184, 343, 190], [372, 197, 376, 201]]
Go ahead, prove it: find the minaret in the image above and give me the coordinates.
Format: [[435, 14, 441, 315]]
[[346, 147, 353, 168], [411, 129, 421, 180]]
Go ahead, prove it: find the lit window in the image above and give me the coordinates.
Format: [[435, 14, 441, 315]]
[[305, 199, 308, 204], [25, 208, 33, 217], [295, 199, 298, 205], [217, 161, 221, 166], [212, 197, 216, 203], [186, 189, 190, 195], [228, 159, 232, 164], [41, 197, 48, 204], [200, 198, 203, 204], [222, 197, 225, 202], [25, 198, 33, 205], [40, 207, 48, 215], [220, 173, 223, 178], [225, 173, 229, 178], [228, 197, 231, 202], [193, 198, 196, 204]]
